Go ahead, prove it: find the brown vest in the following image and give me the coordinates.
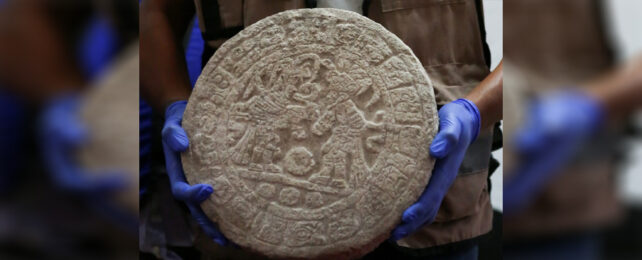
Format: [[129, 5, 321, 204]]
[[503, 0, 621, 238], [194, 0, 494, 248]]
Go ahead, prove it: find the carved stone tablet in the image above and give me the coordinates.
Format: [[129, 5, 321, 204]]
[[182, 9, 438, 259], [77, 44, 139, 214]]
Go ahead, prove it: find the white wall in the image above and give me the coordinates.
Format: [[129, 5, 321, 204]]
[[482, 0, 503, 211]]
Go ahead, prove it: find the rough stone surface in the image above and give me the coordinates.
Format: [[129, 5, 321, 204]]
[[77, 44, 139, 214], [182, 9, 438, 259]]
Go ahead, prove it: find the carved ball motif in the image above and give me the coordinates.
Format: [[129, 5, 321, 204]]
[[283, 146, 316, 176]]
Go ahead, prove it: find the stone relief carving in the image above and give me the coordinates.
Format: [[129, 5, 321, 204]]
[[181, 9, 438, 259]]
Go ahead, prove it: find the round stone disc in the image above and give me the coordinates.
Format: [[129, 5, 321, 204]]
[[182, 8, 438, 259]]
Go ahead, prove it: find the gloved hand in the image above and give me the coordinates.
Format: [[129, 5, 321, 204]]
[[39, 94, 126, 194], [162, 100, 229, 246], [504, 90, 604, 214], [391, 98, 481, 241]]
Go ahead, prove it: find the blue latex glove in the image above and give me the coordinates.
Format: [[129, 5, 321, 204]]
[[162, 100, 229, 246], [39, 94, 127, 194], [504, 90, 604, 214], [391, 98, 481, 241]]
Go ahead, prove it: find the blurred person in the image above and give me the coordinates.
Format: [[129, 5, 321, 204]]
[[0, 0, 139, 258], [503, 0, 642, 259], [141, 0, 502, 259]]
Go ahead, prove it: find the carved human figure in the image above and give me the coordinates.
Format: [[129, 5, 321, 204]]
[[229, 126, 255, 166], [229, 89, 289, 167], [309, 100, 368, 189], [250, 129, 282, 172]]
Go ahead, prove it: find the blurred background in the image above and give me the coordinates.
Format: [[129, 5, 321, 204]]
[[503, 0, 642, 259], [0, 0, 139, 259]]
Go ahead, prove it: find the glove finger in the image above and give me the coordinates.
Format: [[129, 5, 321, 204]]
[[400, 190, 439, 225], [390, 219, 422, 242], [401, 202, 430, 224], [172, 182, 213, 203], [420, 156, 459, 204], [162, 124, 189, 152], [164, 101, 188, 123], [401, 153, 460, 225], [430, 120, 461, 159], [392, 181, 442, 242], [162, 141, 189, 188], [186, 203, 230, 246], [203, 221, 229, 246], [393, 159, 459, 241]]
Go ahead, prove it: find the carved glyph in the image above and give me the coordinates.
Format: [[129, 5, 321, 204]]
[[182, 9, 438, 259]]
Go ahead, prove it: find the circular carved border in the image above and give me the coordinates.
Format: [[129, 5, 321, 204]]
[[182, 8, 438, 259]]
